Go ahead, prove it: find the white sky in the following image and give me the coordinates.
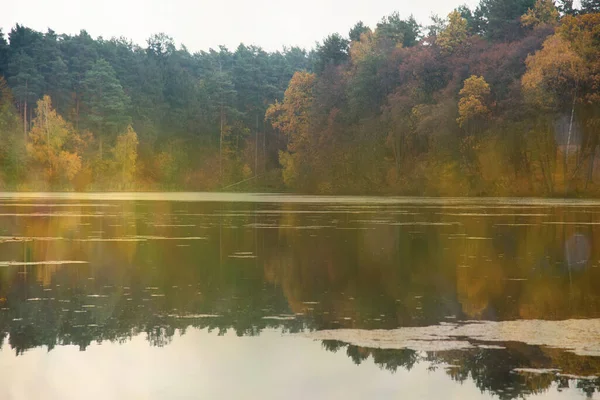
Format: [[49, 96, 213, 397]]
[[1, 0, 480, 52]]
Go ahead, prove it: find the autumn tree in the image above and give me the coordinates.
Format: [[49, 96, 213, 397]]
[[521, 0, 560, 27], [457, 76, 491, 129], [522, 36, 585, 109], [556, 13, 600, 188], [436, 11, 469, 54], [265, 71, 315, 188], [347, 30, 388, 117], [111, 125, 138, 189], [26, 95, 83, 186], [522, 32, 589, 192]]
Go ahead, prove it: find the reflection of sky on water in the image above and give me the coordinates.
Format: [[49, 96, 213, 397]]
[[0, 329, 498, 400], [1, 328, 596, 400]]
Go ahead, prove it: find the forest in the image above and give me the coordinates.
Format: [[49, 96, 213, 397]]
[[0, 0, 599, 195]]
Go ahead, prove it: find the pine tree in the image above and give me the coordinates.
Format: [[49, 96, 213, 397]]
[[82, 59, 131, 137]]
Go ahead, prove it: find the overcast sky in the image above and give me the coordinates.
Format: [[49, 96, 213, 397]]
[[2, 0, 481, 52]]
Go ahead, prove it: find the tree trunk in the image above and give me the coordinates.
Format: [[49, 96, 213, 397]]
[[255, 113, 258, 178], [23, 80, 28, 139], [219, 61, 223, 185], [565, 88, 577, 194], [586, 144, 596, 190], [220, 104, 223, 184], [75, 94, 80, 131], [23, 99, 27, 139]]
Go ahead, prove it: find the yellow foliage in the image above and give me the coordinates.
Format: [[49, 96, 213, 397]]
[[556, 14, 600, 104], [27, 95, 83, 186], [267, 72, 316, 188], [278, 150, 297, 187], [242, 164, 253, 179], [112, 125, 139, 190], [521, 0, 559, 28], [457, 76, 491, 128], [436, 11, 468, 54], [522, 35, 586, 107], [265, 71, 315, 152], [349, 31, 377, 64]]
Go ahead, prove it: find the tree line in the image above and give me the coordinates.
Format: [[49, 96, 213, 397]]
[[0, 27, 311, 190], [0, 0, 599, 194]]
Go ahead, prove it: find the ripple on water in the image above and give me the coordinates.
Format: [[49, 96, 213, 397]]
[[0, 261, 88, 267], [168, 314, 222, 319]]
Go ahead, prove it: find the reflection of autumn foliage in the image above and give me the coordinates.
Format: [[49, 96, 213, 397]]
[[1, 201, 600, 400], [259, 206, 600, 326], [456, 263, 504, 319]]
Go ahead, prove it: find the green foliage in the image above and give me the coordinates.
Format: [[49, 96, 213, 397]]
[[455, 5, 480, 34], [476, 0, 537, 41], [0, 7, 599, 195], [376, 13, 421, 48], [349, 22, 371, 42], [82, 59, 131, 137], [521, 0, 560, 27], [436, 11, 469, 54], [315, 34, 349, 73], [0, 77, 25, 186], [7, 50, 43, 116]]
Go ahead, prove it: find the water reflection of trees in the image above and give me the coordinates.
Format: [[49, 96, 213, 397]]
[[318, 342, 600, 399], [1, 201, 600, 398]]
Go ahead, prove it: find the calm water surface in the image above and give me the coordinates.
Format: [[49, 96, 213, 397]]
[[0, 193, 600, 399]]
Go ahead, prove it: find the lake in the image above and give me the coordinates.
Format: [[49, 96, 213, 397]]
[[0, 193, 599, 399]]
